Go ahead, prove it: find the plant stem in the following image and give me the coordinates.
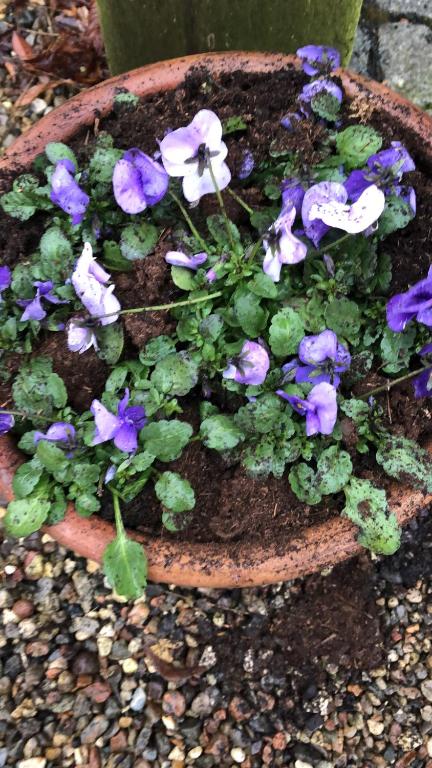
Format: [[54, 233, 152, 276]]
[[111, 489, 126, 538], [0, 408, 27, 417], [169, 191, 209, 253], [227, 187, 254, 215], [208, 162, 235, 249], [316, 232, 352, 256], [247, 234, 265, 262], [92, 291, 223, 323], [358, 366, 427, 400]]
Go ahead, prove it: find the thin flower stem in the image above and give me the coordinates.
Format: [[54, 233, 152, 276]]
[[358, 366, 427, 400], [208, 162, 235, 249], [227, 187, 254, 215], [247, 234, 265, 262], [92, 291, 222, 323], [111, 489, 126, 538], [169, 191, 209, 253], [0, 408, 27, 417], [316, 232, 352, 256]]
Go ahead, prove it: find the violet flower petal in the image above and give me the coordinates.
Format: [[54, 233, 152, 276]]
[[307, 382, 338, 435], [113, 422, 139, 453], [91, 400, 121, 445], [296, 45, 341, 76], [308, 184, 385, 234], [302, 181, 347, 246], [182, 161, 231, 204], [263, 205, 308, 282], [113, 149, 169, 214], [299, 79, 343, 105], [67, 320, 99, 354], [223, 340, 270, 386], [0, 412, 14, 435], [413, 368, 432, 398], [165, 251, 207, 270], [50, 159, 89, 225], [0, 266, 11, 299]]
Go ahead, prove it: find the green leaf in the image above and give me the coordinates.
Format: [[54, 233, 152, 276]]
[[17, 431, 38, 455], [72, 464, 101, 490], [97, 323, 124, 365], [171, 266, 198, 291], [120, 222, 159, 260], [139, 336, 176, 366], [335, 125, 383, 169], [103, 532, 147, 599], [289, 464, 322, 505], [311, 92, 341, 122], [45, 142, 77, 169], [380, 325, 416, 374], [75, 494, 101, 517], [155, 471, 195, 513], [376, 434, 432, 493], [376, 195, 415, 238], [103, 241, 132, 272], [222, 116, 247, 135], [234, 393, 284, 434], [105, 365, 128, 393], [39, 227, 74, 281], [5, 498, 51, 538], [250, 207, 280, 233], [248, 272, 278, 299], [151, 352, 198, 397], [140, 420, 193, 461], [201, 414, 245, 451], [114, 91, 140, 107], [269, 307, 305, 357], [36, 440, 68, 472], [343, 478, 401, 555], [207, 214, 240, 247], [46, 497, 67, 525], [89, 140, 122, 185], [1, 174, 52, 221], [162, 509, 187, 531], [47, 373, 68, 408], [12, 459, 43, 498], [13, 358, 67, 422], [316, 446, 352, 495], [199, 314, 224, 341], [325, 298, 361, 344], [234, 287, 268, 337]]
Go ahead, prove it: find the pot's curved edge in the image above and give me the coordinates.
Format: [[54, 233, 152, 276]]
[[1, 52, 432, 587], [0, 435, 430, 588]]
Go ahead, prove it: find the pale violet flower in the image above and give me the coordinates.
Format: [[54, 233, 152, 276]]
[[277, 381, 338, 436], [263, 206, 307, 282], [50, 159, 89, 226], [113, 148, 169, 214], [160, 109, 231, 203], [17, 280, 66, 322], [0, 411, 14, 435], [165, 251, 207, 270], [308, 184, 385, 235], [34, 423, 77, 457], [91, 389, 147, 453], [71, 242, 120, 325], [283, 330, 351, 388], [302, 181, 348, 246], [223, 340, 270, 386], [67, 319, 99, 354], [387, 267, 432, 332], [0, 267, 11, 301], [296, 45, 341, 76]]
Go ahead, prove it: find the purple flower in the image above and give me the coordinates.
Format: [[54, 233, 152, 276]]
[[281, 178, 306, 215], [387, 267, 432, 332], [34, 422, 77, 457], [284, 329, 351, 388], [413, 343, 432, 398], [263, 205, 308, 282], [302, 181, 348, 246], [50, 159, 89, 226], [296, 45, 341, 76], [72, 242, 120, 325], [308, 184, 385, 235], [280, 112, 302, 131], [104, 464, 117, 484], [276, 381, 338, 436], [17, 280, 66, 322], [0, 266, 11, 300], [113, 148, 169, 214], [91, 389, 147, 453], [165, 251, 207, 270], [345, 141, 415, 202], [223, 341, 270, 386], [206, 268, 218, 283], [67, 318, 99, 354], [0, 411, 14, 435], [299, 79, 343, 108], [238, 150, 255, 180], [160, 109, 231, 203]]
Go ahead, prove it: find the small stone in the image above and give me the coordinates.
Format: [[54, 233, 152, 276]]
[[97, 636, 113, 657], [168, 747, 185, 761], [162, 691, 186, 717], [12, 599, 34, 619], [121, 658, 138, 674], [191, 691, 214, 716], [187, 746, 203, 759], [367, 718, 384, 736], [24, 553, 44, 579], [31, 99, 47, 115], [81, 716, 109, 745], [72, 651, 100, 676], [18, 760, 47, 768], [110, 731, 128, 752], [119, 717, 133, 728], [231, 747, 246, 764], [427, 737, 432, 758], [422, 681, 432, 702], [128, 603, 150, 625], [295, 761, 313, 768], [130, 687, 147, 712], [72, 617, 99, 641]]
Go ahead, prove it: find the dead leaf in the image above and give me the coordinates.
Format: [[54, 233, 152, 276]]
[[12, 31, 34, 61], [15, 78, 53, 107], [143, 645, 206, 682]]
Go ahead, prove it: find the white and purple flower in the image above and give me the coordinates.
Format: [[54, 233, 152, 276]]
[[277, 381, 338, 436], [302, 181, 348, 246], [284, 329, 351, 388], [71, 242, 120, 325], [306, 183, 385, 236], [113, 148, 169, 214], [34, 422, 77, 457], [67, 318, 99, 354], [160, 109, 231, 203], [165, 250, 207, 271], [91, 388, 147, 453], [263, 205, 308, 282], [345, 141, 415, 207], [50, 159, 89, 226], [387, 267, 432, 331], [296, 45, 341, 76], [299, 78, 343, 109], [223, 340, 270, 386], [17, 280, 66, 322]]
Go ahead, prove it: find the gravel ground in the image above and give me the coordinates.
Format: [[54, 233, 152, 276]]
[[2, 2, 432, 767]]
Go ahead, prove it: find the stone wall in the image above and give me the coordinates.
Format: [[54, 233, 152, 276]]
[[350, 0, 432, 111]]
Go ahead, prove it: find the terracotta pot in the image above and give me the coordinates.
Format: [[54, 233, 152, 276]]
[[1, 52, 432, 588]]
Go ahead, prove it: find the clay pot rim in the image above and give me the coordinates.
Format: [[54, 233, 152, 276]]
[[1, 51, 432, 588]]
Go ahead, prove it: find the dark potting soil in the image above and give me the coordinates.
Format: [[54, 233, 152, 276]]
[[2, 66, 432, 554]]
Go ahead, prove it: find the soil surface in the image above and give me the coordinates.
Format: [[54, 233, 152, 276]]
[[2, 66, 432, 553]]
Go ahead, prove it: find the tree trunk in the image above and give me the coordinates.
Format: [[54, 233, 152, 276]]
[[96, 0, 363, 75]]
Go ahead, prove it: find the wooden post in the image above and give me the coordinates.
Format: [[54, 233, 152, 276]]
[[96, 0, 363, 75]]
